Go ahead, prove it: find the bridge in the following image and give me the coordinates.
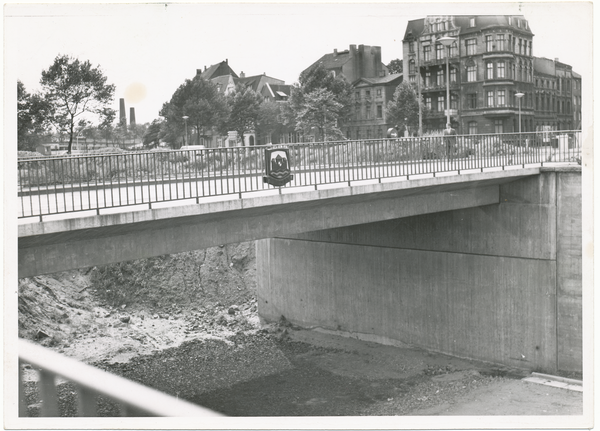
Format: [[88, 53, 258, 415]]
[[17, 131, 583, 378]]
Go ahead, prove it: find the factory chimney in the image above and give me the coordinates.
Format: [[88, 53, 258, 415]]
[[129, 107, 136, 126], [119, 98, 127, 130]]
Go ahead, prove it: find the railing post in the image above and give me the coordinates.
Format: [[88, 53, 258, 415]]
[[77, 386, 97, 416], [39, 369, 59, 416]]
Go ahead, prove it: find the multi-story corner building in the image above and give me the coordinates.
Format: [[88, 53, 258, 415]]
[[404, 15, 536, 134], [302, 44, 402, 139], [403, 15, 582, 135], [533, 57, 580, 131]]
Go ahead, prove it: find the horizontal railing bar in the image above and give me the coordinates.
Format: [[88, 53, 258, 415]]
[[19, 339, 222, 417]]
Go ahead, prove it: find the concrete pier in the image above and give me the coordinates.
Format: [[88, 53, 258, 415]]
[[256, 167, 582, 374]]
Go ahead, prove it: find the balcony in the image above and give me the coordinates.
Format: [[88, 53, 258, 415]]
[[421, 82, 460, 92], [421, 55, 460, 67], [482, 50, 515, 60]]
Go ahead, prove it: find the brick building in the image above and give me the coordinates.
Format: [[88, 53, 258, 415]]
[[403, 15, 581, 135]]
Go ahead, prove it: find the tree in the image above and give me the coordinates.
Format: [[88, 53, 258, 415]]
[[286, 63, 353, 140], [160, 75, 227, 148], [386, 82, 426, 136], [143, 119, 164, 148], [40, 55, 115, 154], [255, 100, 282, 144], [387, 59, 403, 74], [225, 84, 262, 145], [17, 80, 51, 151], [295, 88, 345, 141]]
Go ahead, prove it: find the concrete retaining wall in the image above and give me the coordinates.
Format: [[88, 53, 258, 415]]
[[256, 168, 581, 373]]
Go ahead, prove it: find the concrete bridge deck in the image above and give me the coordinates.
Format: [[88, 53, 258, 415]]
[[18, 168, 539, 278]]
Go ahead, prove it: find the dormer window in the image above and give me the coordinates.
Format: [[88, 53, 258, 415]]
[[508, 16, 512, 25], [469, 17, 475, 27]]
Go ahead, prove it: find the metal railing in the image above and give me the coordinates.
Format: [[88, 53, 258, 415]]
[[19, 338, 222, 417], [18, 131, 582, 220]]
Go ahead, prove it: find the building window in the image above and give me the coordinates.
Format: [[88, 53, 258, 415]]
[[376, 88, 382, 97], [487, 91, 494, 107], [355, 91, 360, 99], [425, 97, 432, 110], [528, 41, 532, 56], [366, 104, 372, 119], [486, 62, 494, 80], [469, 17, 475, 27], [497, 62, 505, 78], [467, 65, 477, 82], [486, 35, 493, 52], [377, 105, 383, 119], [437, 69, 445, 86], [518, 38, 523, 55], [438, 95, 445, 111], [450, 67, 457, 83], [497, 34, 505, 51], [468, 121, 478, 134], [512, 63, 516, 80], [423, 45, 431, 61], [409, 74, 416, 82], [466, 38, 477, 55], [425, 71, 431, 86], [467, 93, 477, 109], [451, 93, 458, 110], [494, 119, 504, 133], [449, 43, 458, 57], [436, 44, 444, 60], [497, 90, 506, 106], [409, 59, 415, 74], [409, 41, 414, 53]]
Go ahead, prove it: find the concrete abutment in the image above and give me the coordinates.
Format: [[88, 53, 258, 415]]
[[256, 168, 582, 374]]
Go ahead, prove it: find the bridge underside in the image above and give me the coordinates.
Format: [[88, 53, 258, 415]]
[[18, 169, 537, 278]]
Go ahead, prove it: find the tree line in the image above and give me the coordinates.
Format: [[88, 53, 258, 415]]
[[18, 55, 423, 154]]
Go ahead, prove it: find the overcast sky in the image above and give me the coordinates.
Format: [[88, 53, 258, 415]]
[[6, 1, 593, 125]]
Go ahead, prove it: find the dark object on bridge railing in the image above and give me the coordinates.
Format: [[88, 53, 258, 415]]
[[263, 147, 293, 187]]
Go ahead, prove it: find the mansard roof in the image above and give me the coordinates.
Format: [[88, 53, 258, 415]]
[[403, 15, 533, 41]]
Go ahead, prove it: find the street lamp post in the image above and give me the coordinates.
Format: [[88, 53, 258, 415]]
[[182, 115, 189, 146], [515, 92, 524, 146], [438, 36, 456, 127], [515, 93, 524, 133]]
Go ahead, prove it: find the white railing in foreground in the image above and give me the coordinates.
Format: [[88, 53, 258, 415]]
[[19, 338, 223, 417]]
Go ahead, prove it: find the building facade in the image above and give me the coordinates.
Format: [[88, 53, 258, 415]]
[[347, 74, 403, 139], [403, 15, 581, 135], [533, 57, 581, 131]]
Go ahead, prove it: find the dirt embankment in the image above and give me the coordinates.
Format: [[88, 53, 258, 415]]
[[18, 242, 257, 363]]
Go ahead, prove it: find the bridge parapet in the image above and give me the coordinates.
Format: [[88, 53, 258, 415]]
[[18, 131, 581, 221]]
